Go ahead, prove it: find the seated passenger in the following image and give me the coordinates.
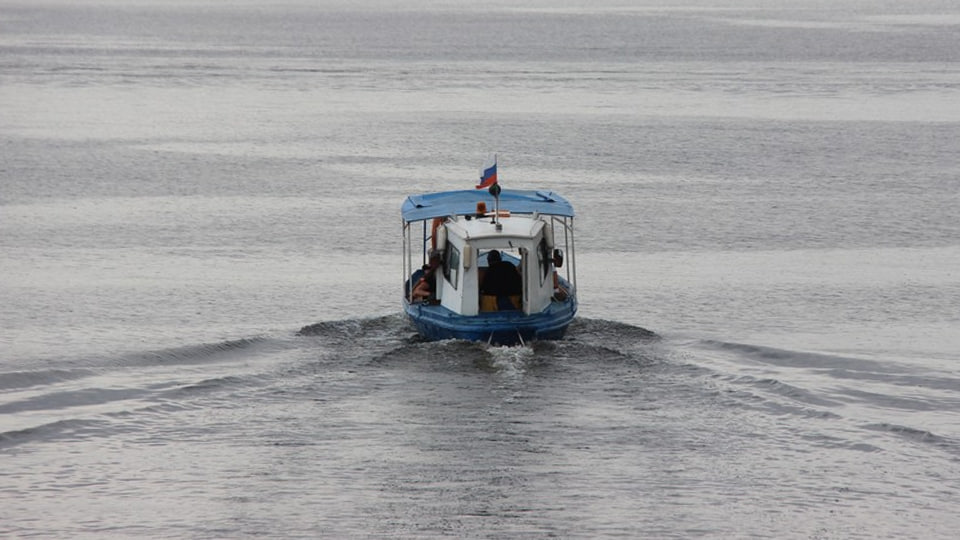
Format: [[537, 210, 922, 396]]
[[411, 251, 442, 302]]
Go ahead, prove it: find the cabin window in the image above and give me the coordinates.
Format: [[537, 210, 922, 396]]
[[444, 245, 460, 290]]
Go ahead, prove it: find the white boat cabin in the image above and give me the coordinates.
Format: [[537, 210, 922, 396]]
[[437, 212, 564, 316]]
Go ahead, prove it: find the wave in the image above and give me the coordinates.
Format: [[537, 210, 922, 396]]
[[298, 314, 660, 346], [566, 317, 661, 344], [698, 339, 893, 372], [295, 314, 663, 376], [694, 339, 960, 409], [0, 337, 276, 394], [0, 367, 96, 392], [861, 422, 960, 456], [682, 337, 960, 457], [298, 313, 414, 340], [718, 373, 844, 410], [341, 321, 665, 386], [0, 374, 261, 450], [0, 418, 109, 449], [0, 386, 151, 416], [116, 337, 275, 368], [0, 336, 285, 449]]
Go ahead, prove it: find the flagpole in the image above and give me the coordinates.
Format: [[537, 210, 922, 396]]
[[493, 184, 501, 230], [489, 154, 501, 230]]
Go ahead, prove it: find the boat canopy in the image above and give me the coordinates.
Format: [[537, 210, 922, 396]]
[[402, 189, 574, 223]]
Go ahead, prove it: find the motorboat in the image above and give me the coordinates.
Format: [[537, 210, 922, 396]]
[[401, 181, 577, 346]]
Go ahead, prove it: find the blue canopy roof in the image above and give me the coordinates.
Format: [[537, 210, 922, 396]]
[[401, 189, 574, 222]]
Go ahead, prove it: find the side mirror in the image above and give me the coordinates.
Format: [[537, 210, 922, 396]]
[[553, 249, 563, 268]]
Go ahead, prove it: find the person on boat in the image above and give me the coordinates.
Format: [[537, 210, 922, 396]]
[[552, 249, 569, 301], [481, 250, 522, 297], [411, 250, 442, 303]]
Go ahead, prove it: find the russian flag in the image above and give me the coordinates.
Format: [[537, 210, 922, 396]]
[[476, 155, 497, 189]]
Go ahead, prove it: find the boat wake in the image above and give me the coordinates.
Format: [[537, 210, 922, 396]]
[[298, 315, 664, 377], [683, 338, 960, 457], [6, 314, 957, 462], [0, 337, 276, 392], [0, 336, 287, 449]]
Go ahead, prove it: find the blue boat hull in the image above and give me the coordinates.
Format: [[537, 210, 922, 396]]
[[404, 297, 577, 346]]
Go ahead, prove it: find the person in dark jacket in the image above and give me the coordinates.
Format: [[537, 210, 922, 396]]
[[480, 250, 522, 297]]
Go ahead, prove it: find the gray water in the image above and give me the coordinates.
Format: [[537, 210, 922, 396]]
[[2, 1, 960, 537]]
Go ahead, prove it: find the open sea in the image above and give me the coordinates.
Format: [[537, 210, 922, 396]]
[[2, 0, 960, 537]]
